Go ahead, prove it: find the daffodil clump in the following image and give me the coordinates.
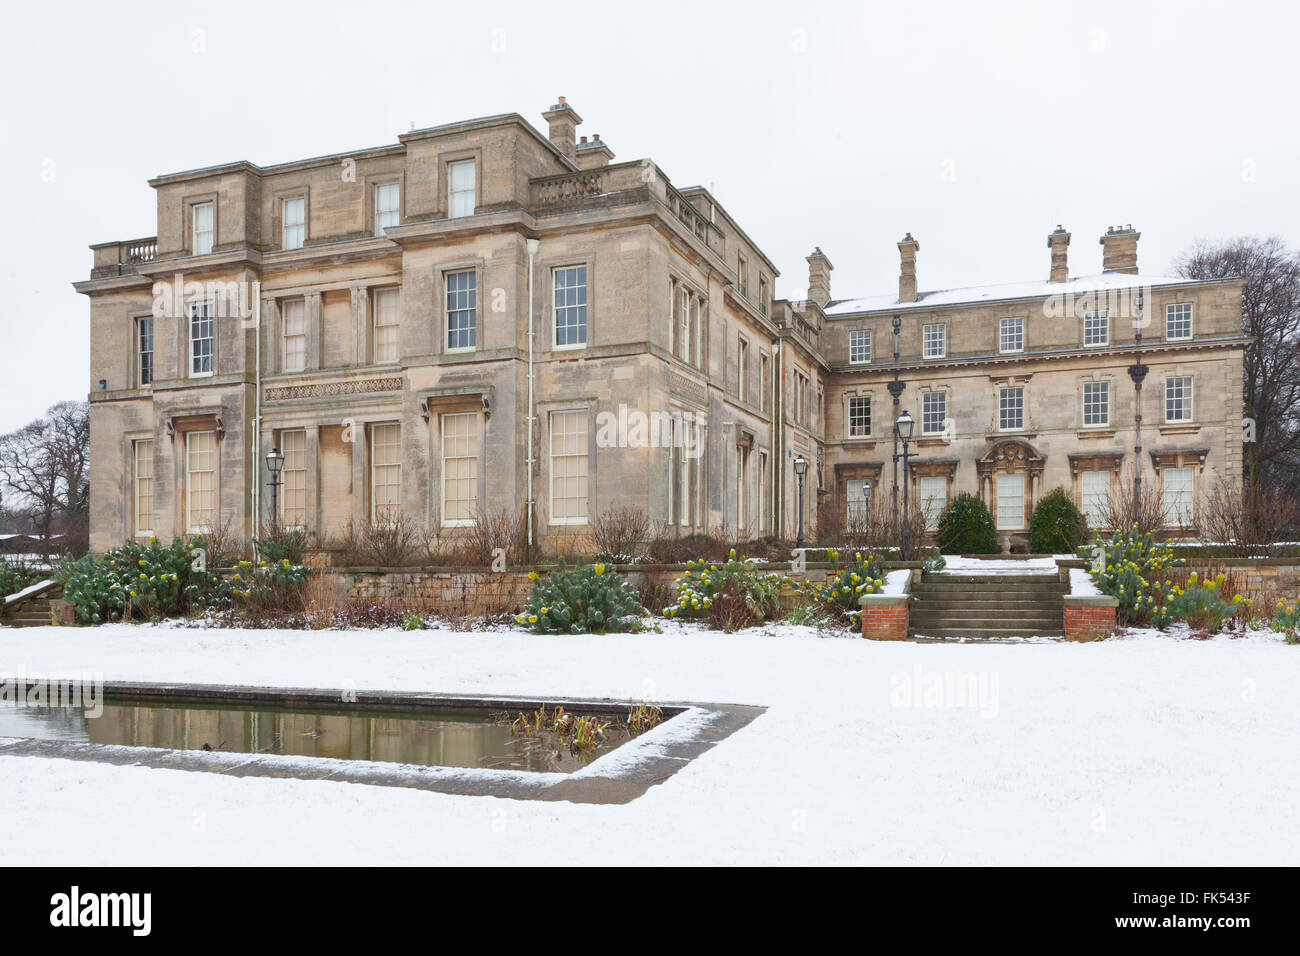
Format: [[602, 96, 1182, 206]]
[[800, 548, 885, 621], [230, 557, 313, 611], [56, 536, 234, 623], [665, 550, 785, 631], [1272, 600, 1300, 645], [516, 560, 646, 634], [1083, 526, 1182, 626], [1162, 571, 1248, 633]]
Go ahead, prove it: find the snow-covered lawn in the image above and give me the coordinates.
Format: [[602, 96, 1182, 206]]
[[0, 621, 1295, 865]]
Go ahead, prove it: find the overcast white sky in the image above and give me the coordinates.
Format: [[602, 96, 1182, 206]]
[[1, 0, 1296, 433]]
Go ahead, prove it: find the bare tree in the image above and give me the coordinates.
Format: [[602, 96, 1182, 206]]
[[1099, 467, 1168, 538], [1175, 236, 1300, 495], [0, 401, 90, 556], [1200, 474, 1300, 556]]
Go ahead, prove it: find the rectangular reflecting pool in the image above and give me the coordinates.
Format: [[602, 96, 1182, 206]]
[[0, 699, 624, 773]]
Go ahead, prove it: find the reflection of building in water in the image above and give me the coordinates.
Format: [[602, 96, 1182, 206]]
[[84, 703, 592, 772]]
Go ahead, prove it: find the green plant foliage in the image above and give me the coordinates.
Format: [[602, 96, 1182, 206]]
[[1273, 601, 1300, 644], [229, 558, 313, 611], [937, 493, 997, 554], [56, 536, 234, 623], [1082, 527, 1181, 627], [664, 550, 786, 631], [923, 554, 947, 573], [0, 560, 48, 597], [1029, 486, 1089, 554], [1165, 572, 1247, 633], [254, 527, 314, 565], [798, 548, 884, 623], [516, 561, 646, 634]]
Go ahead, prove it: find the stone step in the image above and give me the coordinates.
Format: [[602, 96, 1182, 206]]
[[911, 598, 1063, 610], [909, 625, 1065, 638], [910, 609, 1064, 623], [923, 574, 1063, 585], [912, 587, 1066, 599]]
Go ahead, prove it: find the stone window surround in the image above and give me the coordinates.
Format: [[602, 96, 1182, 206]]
[[542, 254, 593, 353], [1164, 297, 1194, 342], [998, 315, 1026, 354], [918, 384, 951, 439], [833, 460, 885, 520], [370, 285, 402, 365], [976, 439, 1046, 531], [434, 257, 486, 356], [123, 430, 155, 540], [736, 332, 751, 405], [1161, 369, 1196, 425], [129, 311, 155, 390], [668, 272, 707, 371], [1067, 451, 1124, 525], [441, 149, 481, 219], [366, 173, 404, 236], [1082, 309, 1110, 348], [183, 192, 218, 256], [667, 399, 706, 530], [186, 298, 216, 379], [428, 402, 485, 530], [841, 387, 876, 441], [1079, 372, 1116, 430], [271, 185, 309, 251], [170, 414, 224, 535], [922, 322, 947, 359], [849, 328, 873, 364]]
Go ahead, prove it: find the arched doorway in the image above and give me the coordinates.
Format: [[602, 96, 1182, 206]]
[[976, 439, 1046, 548]]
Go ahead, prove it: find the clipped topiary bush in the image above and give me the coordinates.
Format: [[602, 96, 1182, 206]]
[[937, 493, 997, 554], [1029, 486, 1089, 554], [516, 560, 646, 634]]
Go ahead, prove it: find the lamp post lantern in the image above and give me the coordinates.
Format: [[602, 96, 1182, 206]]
[[861, 478, 873, 540], [266, 446, 285, 527], [793, 454, 809, 550], [893, 410, 917, 560]]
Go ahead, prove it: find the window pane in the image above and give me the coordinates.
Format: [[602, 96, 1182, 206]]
[[186, 430, 216, 533], [554, 265, 588, 348], [850, 329, 872, 364], [1163, 467, 1195, 526], [997, 473, 1024, 530], [441, 413, 479, 526], [999, 386, 1024, 431], [134, 439, 154, 535], [373, 288, 400, 363], [1165, 376, 1193, 422], [923, 324, 946, 358], [282, 298, 307, 372], [1166, 303, 1192, 340], [1084, 311, 1109, 347], [280, 429, 307, 527], [848, 396, 871, 437], [922, 392, 947, 435], [282, 197, 305, 250], [920, 476, 947, 531], [138, 318, 154, 386], [550, 410, 588, 523], [449, 161, 476, 218], [1083, 382, 1109, 427], [370, 423, 402, 522], [192, 203, 213, 255], [446, 271, 476, 350], [375, 182, 400, 234], [1081, 470, 1109, 527], [1000, 317, 1023, 353], [190, 302, 213, 375]]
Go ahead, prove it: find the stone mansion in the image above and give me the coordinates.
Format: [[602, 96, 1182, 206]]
[[76, 98, 1248, 555]]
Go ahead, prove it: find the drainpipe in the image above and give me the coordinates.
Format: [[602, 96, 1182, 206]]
[[251, 286, 262, 548], [525, 238, 540, 552]]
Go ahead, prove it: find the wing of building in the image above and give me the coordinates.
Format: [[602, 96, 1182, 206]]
[[75, 101, 1246, 555]]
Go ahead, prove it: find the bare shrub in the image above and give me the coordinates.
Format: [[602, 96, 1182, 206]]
[[646, 523, 729, 564], [1099, 470, 1168, 539], [335, 514, 424, 567], [590, 506, 650, 561], [200, 518, 252, 566], [1200, 476, 1300, 557], [460, 505, 530, 567], [826, 491, 928, 557]]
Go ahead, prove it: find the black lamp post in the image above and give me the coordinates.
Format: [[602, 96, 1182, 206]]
[[1127, 290, 1147, 505], [793, 454, 809, 550], [893, 410, 917, 560], [266, 446, 285, 528], [887, 314, 905, 513], [862, 478, 873, 539]]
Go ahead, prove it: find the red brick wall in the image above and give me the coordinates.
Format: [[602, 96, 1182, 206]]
[[1064, 603, 1117, 642], [861, 602, 909, 640]]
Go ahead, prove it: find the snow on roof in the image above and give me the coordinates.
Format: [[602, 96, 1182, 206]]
[[823, 272, 1197, 317]]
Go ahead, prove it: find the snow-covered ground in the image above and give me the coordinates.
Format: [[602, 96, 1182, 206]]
[[0, 621, 1295, 865], [933, 556, 1059, 574]]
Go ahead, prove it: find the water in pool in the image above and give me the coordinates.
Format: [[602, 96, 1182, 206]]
[[0, 699, 622, 773]]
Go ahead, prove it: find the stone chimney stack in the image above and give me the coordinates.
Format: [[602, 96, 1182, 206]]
[[806, 247, 834, 305], [575, 133, 615, 170], [541, 96, 582, 162], [897, 233, 920, 303], [1099, 224, 1140, 274], [1048, 225, 1071, 283]]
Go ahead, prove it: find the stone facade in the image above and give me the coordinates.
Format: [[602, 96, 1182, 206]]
[[77, 102, 1247, 557]]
